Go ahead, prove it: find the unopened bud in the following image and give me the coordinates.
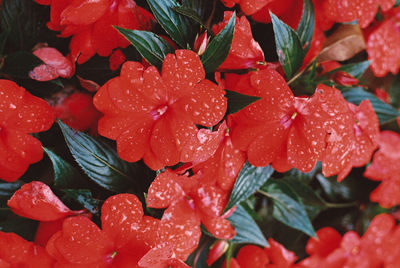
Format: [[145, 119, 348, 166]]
[[206, 240, 229, 266], [194, 32, 208, 55]]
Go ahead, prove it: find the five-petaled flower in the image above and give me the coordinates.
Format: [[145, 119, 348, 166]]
[[94, 49, 227, 170]]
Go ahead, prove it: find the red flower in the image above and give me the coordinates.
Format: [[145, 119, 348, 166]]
[[191, 121, 246, 191], [0, 231, 54, 267], [301, 214, 397, 268], [93, 50, 227, 170], [46, 193, 164, 267], [212, 12, 264, 70], [29, 47, 74, 81], [229, 239, 297, 268], [147, 170, 235, 249], [322, 100, 379, 182], [52, 92, 102, 133], [367, 8, 400, 77], [36, 0, 153, 64], [322, 0, 395, 28], [229, 69, 350, 173], [0, 80, 54, 182]]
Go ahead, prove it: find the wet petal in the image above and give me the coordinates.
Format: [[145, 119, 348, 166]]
[[8, 181, 72, 221], [147, 170, 186, 209], [101, 194, 144, 245]]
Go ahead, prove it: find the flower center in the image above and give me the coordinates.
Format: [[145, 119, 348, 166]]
[[150, 105, 169, 120], [280, 112, 298, 129]]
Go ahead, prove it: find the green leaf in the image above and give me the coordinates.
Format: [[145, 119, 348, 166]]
[[228, 205, 268, 247], [44, 147, 83, 189], [1, 0, 46, 50], [115, 28, 175, 69], [271, 12, 305, 79], [296, 0, 315, 53], [2, 51, 42, 78], [286, 162, 321, 184], [146, 0, 195, 48], [260, 180, 316, 237], [173, 6, 212, 35], [63, 189, 101, 214], [0, 181, 24, 198], [389, 74, 400, 108], [280, 177, 327, 219], [325, 60, 370, 79], [225, 90, 261, 115], [0, 216, 37, 241], [201, 13, 235, 73], [58, 121, 132, 193], [342, 87, 400, 124], [225, 162, 274, 211]]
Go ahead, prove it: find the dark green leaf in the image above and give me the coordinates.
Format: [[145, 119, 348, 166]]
[[225, 162, 274, 211], [389, 74, 400, 108], [58, 121, 132, 193], [115, 28, 175, 69], [225, 90, 261, 115], [342, 87, 400, 124], [296, 0, 314, 53], [0, 181, 24, 198], [325, 61, 370, 79], [316, 174, 353, 201], [395, 0, 400, 7], [286, 162, 321, 184], [44, 147, 83, 189], [280, 177, 327, 219], [228, 205, 268, 247], [260, 180, 316, 237], [201, 13, 235, 73], [1, 0, 46, 50], [271, 12, 305, 79], [0, 216, 37, 241], [146, 0, 196, 48], [173, 6, 212, 35], [0, 30, 9, 56], [63, 189, 101, 214], [2, 51, 42, 78]]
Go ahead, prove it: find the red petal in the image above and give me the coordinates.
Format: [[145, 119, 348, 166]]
[[55, 216, 111, 264], [101, 194, 144, 246], [8, 181, 72, 221], [265, 238, 297, 266], [31, 47, 74, 80], [116, 117, 153, 163], [367, 15, 400, 77], [135, 216, 160, 248], [370, 177, 400, 208], [0, 231, 32, 265], [162, 50, 205, 99], [192, 185, 228, 217], [35, 219, 64, 247], [177, 80, 226, 127], [180, 121, 226, 164], [240, 0, 274, 15], [236, 245, 269, 267], [247, 122, 288, 167], [201, 215, 236, 240], [306, 227, 342, 257], [92, 8, 119, 57], [213, 13, 264, 69], [69, 30, 96, 64], [158, 200, 201, 259], [60, 0, 109, 26], [147, 170, 186, 209]]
